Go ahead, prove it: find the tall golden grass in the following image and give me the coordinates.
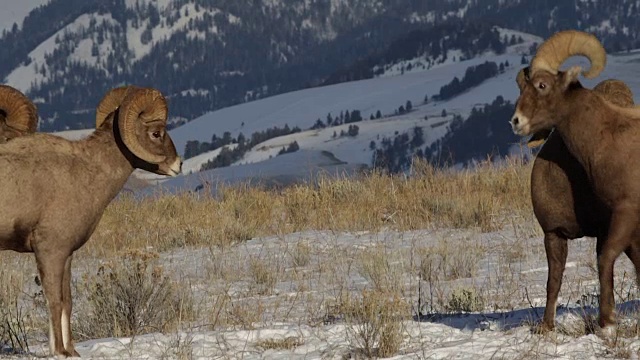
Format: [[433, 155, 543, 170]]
[[83, 157, 535, 258]]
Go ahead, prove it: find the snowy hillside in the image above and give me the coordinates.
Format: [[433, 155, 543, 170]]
[[168, 51, 530, 157], [0, 0, 49, 32], [147, 32, 640, 189], [139, 150, 366, 196], [49, 28, 640, 194], [6, 0, 640, 133]]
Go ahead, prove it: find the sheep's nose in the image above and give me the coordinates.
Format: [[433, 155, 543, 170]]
[[511, 116, 519, 126]]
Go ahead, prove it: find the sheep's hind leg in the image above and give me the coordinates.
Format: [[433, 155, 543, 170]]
[[36, 253, 73, 357], [62, 255, 80, 357], [597, 209, 636, 335], [535, 232, 568, 333], [623, 241, 640, 286]]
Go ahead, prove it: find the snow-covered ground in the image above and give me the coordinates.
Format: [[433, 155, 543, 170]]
[[12, 227, 640, 359]]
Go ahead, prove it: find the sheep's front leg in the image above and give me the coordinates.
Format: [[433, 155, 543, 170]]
[[35, 253, 72, 357], [598, 209, 636, 332], [62, 255, 80, 357], [536, 232, 568, 333]]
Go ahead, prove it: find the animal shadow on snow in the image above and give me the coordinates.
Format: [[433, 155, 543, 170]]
[[414, 300, 640, 333]]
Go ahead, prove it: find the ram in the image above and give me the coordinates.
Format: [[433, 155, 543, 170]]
[[511, 29, 640, 334], [520, 67, 635, 332], [0, 86, 181, 357], [0, 84, 38, 142]]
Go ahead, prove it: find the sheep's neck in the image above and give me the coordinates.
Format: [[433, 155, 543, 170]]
[[77, 127, 135, 205], [555, 104, 597, 162], [553, 91, 614, 199]]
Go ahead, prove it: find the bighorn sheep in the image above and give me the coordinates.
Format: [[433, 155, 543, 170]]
[[0, 84, 38, 142], [0, 86, 182, 357], [520, 66, 635, 332], [510, 29, 640, 332]]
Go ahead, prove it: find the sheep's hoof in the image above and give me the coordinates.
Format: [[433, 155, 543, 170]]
[[596, 324, 617, 339], [55, 349, 76, 359], [531, 321, 555, 334]]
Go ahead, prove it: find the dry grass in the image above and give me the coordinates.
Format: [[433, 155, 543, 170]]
[[80, 158, 533, 259], [255, 336, 304, 350]]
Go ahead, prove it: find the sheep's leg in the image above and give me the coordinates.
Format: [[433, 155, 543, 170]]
[[62, 255, 80, 357], [623, 242, 640, 288], [537, 232, 568, 333], [36, 254, 72, 358], [598, 210, 636, 331]]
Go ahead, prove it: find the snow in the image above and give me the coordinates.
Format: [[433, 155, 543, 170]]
[[168, 52, 517, 158], [4, 1, 238, 93], [166, 29, 545, 162], [588, 20, 617, 35], [236, 114, 451, 167], [126, 3, 223, 61], [14, 228, 640, 359], [0, 0, 49, 33], [66, 320, 638, 358], [139, 149, 365, 195], [4, 13, 117, 92], [181, 143, 237, 175], [49, 128, 93, 141]]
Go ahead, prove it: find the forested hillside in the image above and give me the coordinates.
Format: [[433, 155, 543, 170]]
[[3, 0, 640, 131]]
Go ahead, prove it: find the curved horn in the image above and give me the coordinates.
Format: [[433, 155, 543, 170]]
[[516, 67, 529, 91], [118, 87, 168, 164], [0, 85, 37, 134], [531, 30, 606, 79], [95, 85, 135, 129]]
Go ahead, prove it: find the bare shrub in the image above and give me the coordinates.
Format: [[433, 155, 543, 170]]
[[76, 249, 193, 339], [358, 245, 404, 293], [418, 239, 485, 282], [290, 241, 311, 268], [248, 255, 282, 295], [0, 293, 30, 354], [343, 290, 408, 358], [255, 336, 304, 351], [446, 288, 485, 313]]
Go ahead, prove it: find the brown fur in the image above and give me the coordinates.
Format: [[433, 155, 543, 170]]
[[0, 88, 181, 357], [527, 73, 634, 332], [512, 30, 640, 332]]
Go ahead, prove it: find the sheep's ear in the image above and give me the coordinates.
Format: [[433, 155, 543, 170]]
[[527, 129, 552, 148], [561, 66, 582, 90]]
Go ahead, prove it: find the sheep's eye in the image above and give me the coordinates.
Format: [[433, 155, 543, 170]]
[[152, 131, 162, 139], [538, 82, 546, 90]]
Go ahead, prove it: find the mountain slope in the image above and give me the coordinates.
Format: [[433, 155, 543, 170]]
[[5, 0, 640, 132], [128, 34, 640, 191], [0, 0, 50, 33]]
